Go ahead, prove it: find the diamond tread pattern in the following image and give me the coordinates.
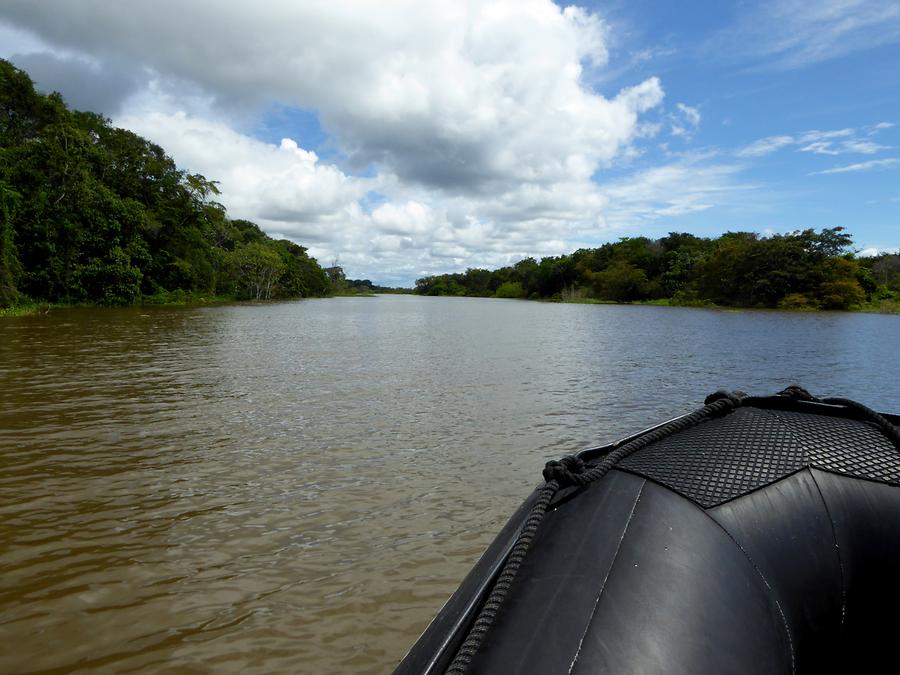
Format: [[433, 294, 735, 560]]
[[617, 406, 900, 507], [767, 408, 900, 484]]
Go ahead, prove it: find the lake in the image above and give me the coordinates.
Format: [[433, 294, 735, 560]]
[[1, 296, 898, 673]]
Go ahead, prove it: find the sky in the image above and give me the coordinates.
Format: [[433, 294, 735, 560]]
[[1, 0, 898, 286]]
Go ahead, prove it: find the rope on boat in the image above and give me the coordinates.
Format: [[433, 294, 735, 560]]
[[445, 385, 900, 674], [778, 385, 900, 449], [445, 391, 742, 674]]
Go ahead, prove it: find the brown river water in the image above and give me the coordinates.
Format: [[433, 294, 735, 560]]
[[1, 296, 898, 673]]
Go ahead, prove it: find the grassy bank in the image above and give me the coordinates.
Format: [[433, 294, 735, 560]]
[[860, 299, 900, 314], [0, 300, 60, 317], [329, 290, 377, 297], [553, 295, 899, 314], [5, 292, 898, 318], [2, 292, 253, 317], [138, 290, 237, 306], [0, 287, 411, 316]]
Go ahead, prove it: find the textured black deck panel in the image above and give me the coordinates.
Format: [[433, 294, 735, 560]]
[[618, 406, 900, 507], [769, 409, 900, 483]]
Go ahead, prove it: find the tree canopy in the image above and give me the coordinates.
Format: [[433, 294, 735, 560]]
[[2, 58, 895, 313], [416, 228, 895, 311], [0, 59, 329, 308]]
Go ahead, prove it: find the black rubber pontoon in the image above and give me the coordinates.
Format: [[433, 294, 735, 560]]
[[395, 388, 900, 674]]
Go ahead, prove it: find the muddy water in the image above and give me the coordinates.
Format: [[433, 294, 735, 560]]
[[1, 296, 897, 673]]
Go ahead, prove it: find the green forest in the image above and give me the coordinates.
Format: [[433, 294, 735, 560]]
[[0, 59, 331, 311], [415, 229, 900, 311], [3, 58, 899, 315]]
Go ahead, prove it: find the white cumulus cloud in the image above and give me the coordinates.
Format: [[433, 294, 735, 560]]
[[0, 1, 750, 284], [116, 111, 371, 243], [0, 0, 665, 194]]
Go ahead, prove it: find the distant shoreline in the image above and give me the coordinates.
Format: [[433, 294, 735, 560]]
[[4, 292, 897, 318]]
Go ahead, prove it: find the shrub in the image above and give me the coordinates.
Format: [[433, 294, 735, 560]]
[[494, 281, 525, 299], [778, 293, 818, 311], [817, 280, 865, 310]]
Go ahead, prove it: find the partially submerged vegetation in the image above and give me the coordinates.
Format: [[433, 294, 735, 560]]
[[415, 229, 900, 312]]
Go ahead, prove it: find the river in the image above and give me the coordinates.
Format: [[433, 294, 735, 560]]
[[1, 296, 898, 673]]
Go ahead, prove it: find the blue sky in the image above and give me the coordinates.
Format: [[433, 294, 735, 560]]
[[581, 0, 900, 251], [0, 1, 897, 284]]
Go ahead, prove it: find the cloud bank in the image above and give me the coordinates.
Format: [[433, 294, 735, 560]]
[[1, 1, 744, 284]]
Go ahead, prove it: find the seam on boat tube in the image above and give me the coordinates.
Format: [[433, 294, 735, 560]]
[[567, 479, 646, 675], [698, 500, 796, 674], [808, 468, 846, 630]]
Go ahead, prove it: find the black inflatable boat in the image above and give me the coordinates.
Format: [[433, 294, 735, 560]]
[[395, 387, 900, 674]]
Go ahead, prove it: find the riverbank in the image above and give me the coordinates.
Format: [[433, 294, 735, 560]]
[[859, 298, 900, 314], [0, 292, 237, 317], [7, 292, 898, 318], [550, 295, 900, 314], [0, 288, 420, 317]]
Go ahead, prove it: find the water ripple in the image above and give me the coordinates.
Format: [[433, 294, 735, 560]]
[[1, 298, 898, 672]]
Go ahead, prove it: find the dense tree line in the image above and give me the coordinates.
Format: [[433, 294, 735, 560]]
[[416, 229, 900, 311], [0, 59, 329, 309], [4, 60, 896, 313]]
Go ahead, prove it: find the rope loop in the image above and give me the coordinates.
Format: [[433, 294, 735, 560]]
[[777, 385, 823, 403], [542, 455, 586, 487], [704, 389, 745, 408], [822, 397, 900, 449], [776, 387, 898, 448]]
